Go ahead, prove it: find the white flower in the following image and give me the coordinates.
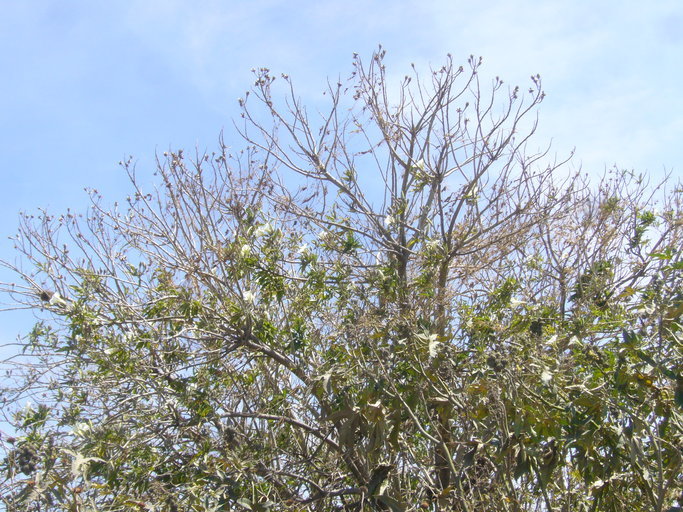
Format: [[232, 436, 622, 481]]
[[413, 159, 425, 171], [384, 215, 395, 227], [240, 244, 252, 257], [298, 243, 310, 254], [428, 334, 441, 358], [540, 369, 553, 385], [243, 290, 256, 304], [465, 184, 479, 201], [253, 223, 272, 237], [590, 479, 606, 490], [71, 421, 92, 438]]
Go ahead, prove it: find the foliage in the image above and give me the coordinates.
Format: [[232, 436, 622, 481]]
[[1, 49, 683, 511]]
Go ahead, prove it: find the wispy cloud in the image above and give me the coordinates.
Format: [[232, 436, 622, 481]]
[[109, 0, 681, 176]]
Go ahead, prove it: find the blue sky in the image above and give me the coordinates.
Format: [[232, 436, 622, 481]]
[[1, 0, 682, 343]]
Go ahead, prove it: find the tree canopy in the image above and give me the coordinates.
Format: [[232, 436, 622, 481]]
[[2, 50, 683, 511]]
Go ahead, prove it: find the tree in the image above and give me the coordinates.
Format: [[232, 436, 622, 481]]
[[1, 49, 682, 511]]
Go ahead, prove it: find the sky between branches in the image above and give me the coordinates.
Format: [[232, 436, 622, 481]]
[[1, 0, 682, 345]]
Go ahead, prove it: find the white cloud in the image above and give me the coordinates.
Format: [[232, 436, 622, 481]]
[[35, 1, 683, 178], [411, 0, 683, 176], [7, 0, 683, 184]]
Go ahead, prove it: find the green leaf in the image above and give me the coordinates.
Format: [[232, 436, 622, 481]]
[[236, 498, 253, 510], [323, 407, 355, 423], [675, 379, 683, 409], [514, 446, 530, 480], [367, 464, 394, 496], [375, 494, 406, 512]]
